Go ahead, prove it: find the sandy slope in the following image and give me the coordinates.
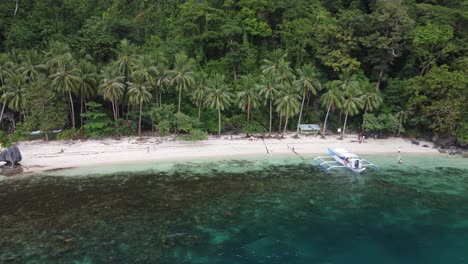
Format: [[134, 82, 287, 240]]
[[14, 133, 437, 174]]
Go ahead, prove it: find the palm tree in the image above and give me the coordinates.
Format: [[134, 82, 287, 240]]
[[45, 41, 73, 72], [338, 69, 359, 91], [99, 65, 125, 122], [261, 49, 288, 74], [0, 56, 13, 124], [340, 86, 363, 139], [0, 55, 13, 86], [2, 72, 27, 114], [294, 64, 321, 135], [76, 58, 97, 128], [49, 56, 80, 129], [135, 54, 157, 85], [237, 74, 260, 122], [275, 83, 301, 135], [320, 81, 343, 138], [360, 83, 382, 133], [167, 52, 195, 113], [128, 73, 152, 139], [115, 39, 138, 85], [18, 49, 47, 82], [153, 62, 170, 107], [396, 107, 412, 136], [258, 72, 282, 135], [205, 74, 234, 136], [192, 72, 208, 122]]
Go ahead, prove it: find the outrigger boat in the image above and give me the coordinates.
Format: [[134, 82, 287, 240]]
[[314, 148, 378, 173]]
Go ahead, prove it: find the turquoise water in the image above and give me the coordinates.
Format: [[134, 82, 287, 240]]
[[1, 154, 468, 263]]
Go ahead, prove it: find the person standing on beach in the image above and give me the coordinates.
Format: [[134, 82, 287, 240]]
[[398, 147, 401, 153]]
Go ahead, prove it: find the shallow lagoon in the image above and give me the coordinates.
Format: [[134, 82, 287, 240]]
[[1, 154, 467, 263]]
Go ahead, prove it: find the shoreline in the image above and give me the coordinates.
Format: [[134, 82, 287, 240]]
[[11, 133, 441, 175]]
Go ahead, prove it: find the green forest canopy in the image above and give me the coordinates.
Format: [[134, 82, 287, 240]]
[[0, 0, 466, 143]]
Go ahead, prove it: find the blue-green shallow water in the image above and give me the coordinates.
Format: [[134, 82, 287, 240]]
[[1, 154, 468, 264]]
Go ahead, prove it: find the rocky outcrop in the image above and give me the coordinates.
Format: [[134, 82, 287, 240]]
[[0, 146, 23, 176]]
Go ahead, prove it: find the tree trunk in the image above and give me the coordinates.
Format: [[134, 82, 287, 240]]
[[268, 99, 272, 135], [217, 107, 221, 136], [341, 112, 349, 139], [322, 104, 331, 138], [247, 100, 250, 122], [0, 104, 6, 124], [138, 100, 143, 139], [80, 91, 84, 128], [68, 90, 75, 129], [278, 112, 282, 133], [361, 108, 368, 134], [296, 90, 306, 135], [178, 87, 182, 113], [398, 113, 403, 136], [376, 69, 384, 91], [198, 103, 201, 123], [283, 110, 289, 135]]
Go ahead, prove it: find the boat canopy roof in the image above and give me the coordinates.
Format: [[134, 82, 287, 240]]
[[334, 148, 360, 158]]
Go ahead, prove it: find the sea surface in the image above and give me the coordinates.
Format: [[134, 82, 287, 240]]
[[1, 154, 468, 264]]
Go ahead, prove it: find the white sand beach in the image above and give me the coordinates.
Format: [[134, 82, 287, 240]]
[[15, 133, 438, 174]]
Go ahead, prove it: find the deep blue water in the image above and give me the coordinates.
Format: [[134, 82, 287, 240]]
[[1, 154, 467, 263]]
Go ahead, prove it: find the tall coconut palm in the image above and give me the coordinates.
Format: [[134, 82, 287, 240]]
[[258, 72, 282, 135], [360, 83, 382, 133], [153, 63, 170, 107], [135, 54, 157, 85], [396, 107, 412, 136], [275, 83, 301, 135], [99, 65, 125, 122], [205, 74, 234, 136], [192, 72, 208, 122], [294, 64, 321, 135], [237, 74, 260, 122], [115, 39, 138, 85], [128, 73, 152, 139], [167, 52, 195, 113], [0, 55, 15, 124], [338, 69, 359, 91], [261, 49, 288, 74], [0, 55, 13, 86], [340, 87, 363, 139], [2, 72, 27, 114], [18, 49, 47, 82], [45, 41, 73, 71], [76, 58, 97, 127], [320, 80, 343, 138], [49, 56, 80, 129]]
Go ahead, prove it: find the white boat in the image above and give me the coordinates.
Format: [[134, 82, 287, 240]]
[[313, 148, 378, 173]]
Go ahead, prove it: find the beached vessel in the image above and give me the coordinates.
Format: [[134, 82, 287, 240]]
[[314, 148, 378, 173]]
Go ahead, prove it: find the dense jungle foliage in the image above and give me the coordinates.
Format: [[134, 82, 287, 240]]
[[0, 0, 466, 143]]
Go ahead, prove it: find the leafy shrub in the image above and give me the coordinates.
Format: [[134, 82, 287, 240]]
[[9, 123, 28, 143], [242, 121, 266, 134], [0, 131, 12, 148], [57, 128, 80, 140], [81, 102, 114, 138], [178, 129, 208, 141]]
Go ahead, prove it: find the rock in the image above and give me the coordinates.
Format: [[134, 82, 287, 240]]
[[438, 149, 447, 154], [462, 153, 468, 158], [433, 135, 456, 148], [2, 165, 23, 176], [423, 144, 429, 148]]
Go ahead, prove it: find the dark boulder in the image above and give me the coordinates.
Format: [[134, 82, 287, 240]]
[[0, 146, 22, 166]]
